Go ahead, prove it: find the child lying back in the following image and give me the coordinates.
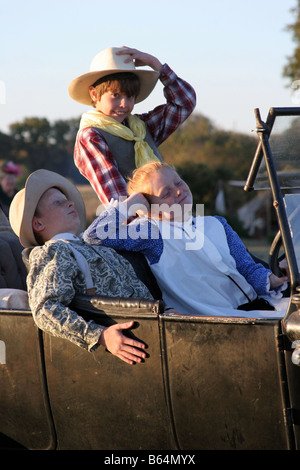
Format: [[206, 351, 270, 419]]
[[83, 162, 289, 317]]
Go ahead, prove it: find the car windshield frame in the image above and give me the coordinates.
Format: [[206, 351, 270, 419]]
[[245, 107, 300, 322]]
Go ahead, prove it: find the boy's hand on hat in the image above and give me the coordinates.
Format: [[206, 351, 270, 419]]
[[117, 47, 163, 72]]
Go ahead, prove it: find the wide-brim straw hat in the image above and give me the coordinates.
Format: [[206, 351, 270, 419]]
[[68, 47, 159, 105], [9, 169, 86, 248]]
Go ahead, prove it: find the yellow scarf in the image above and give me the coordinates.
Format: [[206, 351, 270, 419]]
[[79, 110, 160, 168]]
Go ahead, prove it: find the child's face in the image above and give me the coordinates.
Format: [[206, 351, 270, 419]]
[[90, 88, 135, 123], [147, 168, 193, 221], [1, 174, 17, 194], [33, 188, 81, 240]]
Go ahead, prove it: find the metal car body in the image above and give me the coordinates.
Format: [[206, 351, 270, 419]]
[[1, 107, 300, 450]]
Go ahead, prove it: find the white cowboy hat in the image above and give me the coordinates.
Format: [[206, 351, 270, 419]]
[[68, 47, 159, 105], [9, 170, 86, 247]]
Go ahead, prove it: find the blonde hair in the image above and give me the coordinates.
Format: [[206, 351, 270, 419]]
[[127, 161, 176, 196]]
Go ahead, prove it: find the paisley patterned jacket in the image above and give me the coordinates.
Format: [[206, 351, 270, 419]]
[[27, 237, 152, 351]]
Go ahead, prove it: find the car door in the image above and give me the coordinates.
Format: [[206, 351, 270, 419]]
[[42, 303, 177, 450], [0, 309, 56, 449], [161, 314, 293, 449]]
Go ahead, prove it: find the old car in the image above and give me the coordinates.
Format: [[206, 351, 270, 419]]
[[0, 107, 300, 450]]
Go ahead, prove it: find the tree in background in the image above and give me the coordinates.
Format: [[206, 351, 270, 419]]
[[4, 117, 84, 184], [160, 113, 257, 180], [283, 0, 300, 82]]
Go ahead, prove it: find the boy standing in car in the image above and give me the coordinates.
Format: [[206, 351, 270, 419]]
[[69, 46, 196, 204]]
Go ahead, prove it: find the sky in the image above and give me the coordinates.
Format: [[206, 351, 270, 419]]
[[0, 0, 298, 137]]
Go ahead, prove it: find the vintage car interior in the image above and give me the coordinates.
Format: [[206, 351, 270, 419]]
[[1, 107, 300, 450]]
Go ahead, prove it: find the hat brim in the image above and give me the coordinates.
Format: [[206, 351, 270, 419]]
[[9, 170, 86, 248], [68, 69, 159, 105]]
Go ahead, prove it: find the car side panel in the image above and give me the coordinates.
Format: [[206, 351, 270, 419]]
[[161, 315, 290, 450], [284, 350, 300, 449], [43, 312, 177, 450], [0, 311, 55, 449]]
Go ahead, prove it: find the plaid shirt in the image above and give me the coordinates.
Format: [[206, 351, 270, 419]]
[[73, 64, 196, 204]]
